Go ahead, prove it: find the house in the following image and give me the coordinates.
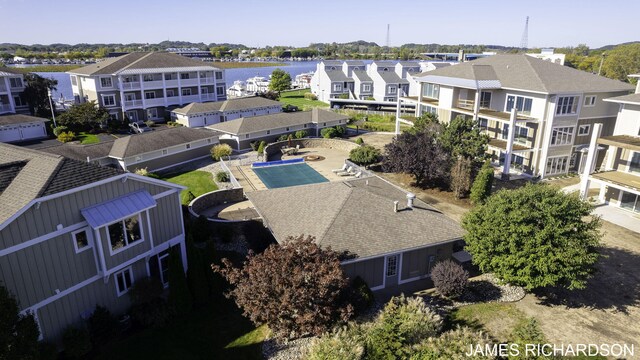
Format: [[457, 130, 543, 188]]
[[207, 108, 348, 150], [44, 127, 220, 172], [310, 61, 363, 102], [367, 61, 410, 102], [0, 114, 49, 143], [0, 67, 28, 115], [580, 74, 640, 214], [67, 52, 226, 122], [171, 96, 283, 127], [0, 143, 187, 343], [394, 61, 421, 97], [246, 176, 465, 293], [399, 54, 634, 179]]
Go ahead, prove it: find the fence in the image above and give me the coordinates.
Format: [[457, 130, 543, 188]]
[[219, 157, 242, 189]]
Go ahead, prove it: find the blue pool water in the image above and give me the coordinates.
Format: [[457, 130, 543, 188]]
[[252, 162, 328, 189]]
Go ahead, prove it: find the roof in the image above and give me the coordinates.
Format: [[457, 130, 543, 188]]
[[604, 92, 640, 105], [207, 108, 348, 135], [44, 141, 115, 161], [417, 54, 634, 93], [0, 114, 49, 126], [247, 176, 464, 258], [321, 61, 343, 67], [397, 61, 420, 67], [344, 61, 365, 66], [325, 70, 351, 82], [81, 190, 156, 228], [0, 143, 121, 225], [0, 67, 22, 76], [352, 70, 373, 82], [372, 61, 397, 67], [172, 96, 282, 115], [68, 52, 221, 76], [377, 71, 409, 84], [109, 127, 219, 159]]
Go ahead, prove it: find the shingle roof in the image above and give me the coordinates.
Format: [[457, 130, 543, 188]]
[[172, 96, 282, 115], [344, 61, 365, 66], [44, 141, 115, 161], [352, 70, 373, 82], [109, 127, 219, 159], [377, 71, 409, 84], [0, 114, 49, 126], [419, 54, 634, 93], [604, 92, 640, 105], [325, 70, 351, 82], [0, 67, 22, 76], [0, 143, 121, 225], [247, 176, 464, 258], [321, 61, 343, 67], [68, 52, 221, 76], [207, 108, 348, 135]]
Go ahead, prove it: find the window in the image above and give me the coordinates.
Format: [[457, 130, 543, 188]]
[[13, 96, 24, 107], [159, 253, 170, 286], [584, 95, 596, 107], [333, 83, 342, 92], [478, 118, 488, 130], [630, 152, 640, 174], [143, 74, 154, 82], [180, 73, 190, 80], [578, 125, 591, 136], [245, 134, 250, 138], [9, 78, 23, 88], [115, 267, 133, 296], [422, 83, 440, 99], [201, 87, 209, 94], [386, 255, 398, 277], [102, 95, 116, 107], [182, 88, 192, 96], [72, 229, 91, 253], [515, 126, 528, 144], [71, 76, 77, 86], [215, 71, 223, 80], [266, 130, 270, 135], [165, 73, 176, 80], [550, 127, 574, 146], [216, 86, 225, 96], [162, 149, 168, 155], [186, 144, 191, 149], [286, 127, 290, 131], [480, 91, 492, 108], [502, 123, 509, 140], [506, 95, 533, 115], [363, 84, 371, 92], [144, 92, 156, 99], [146, 108, 158, 119], [388, 86, 396, 94], [108, 215, 143, 253], [126, 111, 138, 121], [100, 77, 112, 88], [124, 93, 136, 101], [303, 124, 307, 128], [546, 156, 569, 175], [166, 89, 175, 97], [556, 96, 579, 115]]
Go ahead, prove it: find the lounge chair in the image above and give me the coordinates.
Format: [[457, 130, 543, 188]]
[[345, 171, 363, 179], [337, 166, 354, 176], [332, 164, 348, 173]]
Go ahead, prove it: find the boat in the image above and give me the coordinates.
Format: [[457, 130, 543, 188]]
[[226, 80, 249, 98], [292, 71, 314, 89], [245, 76, 270, 93]]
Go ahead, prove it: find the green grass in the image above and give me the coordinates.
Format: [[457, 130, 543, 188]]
[[448, 302, 527, 342], [77, 132, 100, 144], [225, 324, 270, 349], [161, 170, 218, 205], [279, 89, 329, 110]]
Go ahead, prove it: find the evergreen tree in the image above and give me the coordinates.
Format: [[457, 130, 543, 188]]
[[168, 246, 193, 314], [469, 161, 495, 205]]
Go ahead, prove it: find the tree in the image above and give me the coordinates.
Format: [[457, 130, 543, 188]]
[[167, 246, 192, 315], [0, 285, 40, 360], [450, 157, 473, 199], [212, 235, 353, 340], [186, 235, 211, 305], [440, 115, 489, 161], [462, 184, 601, 290], [349, 145, 380, 166], [383, 124, 451, 188], [255, 90, 279, 101], [268, 68, 292, 94], [601, 43, 640, 83], [409, 112, 439, 134], [210, 143, 232, 161], [470, 161, 494, 205], [57, 101, 110, 132], [22, 73, 58, 118]]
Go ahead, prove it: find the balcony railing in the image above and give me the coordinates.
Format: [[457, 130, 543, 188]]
[[180, 78, 199, 86], [166, 96, 181, 106], [181, 95, 200, 103], [457, 99, 475, 109], [122, 82, 141, 90], [0, 84, 7, 92], [0, 104, 13, 113], [200, 77, 215, 84], [145, 98, 166, 107], [201, 93, 218, 101], [124, 99, 143, 108], [142, 80, 164, 89], [165, 79, 179, 87]]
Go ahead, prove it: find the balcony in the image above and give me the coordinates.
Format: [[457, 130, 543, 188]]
[[200, 77, 215, 85], [0, 84, 7, 93], [180, 78, 199, 86], [201, 93, 218, 101], [166, 96, 181, 106], [142, 80, 164, 89], [457, 99, 475, 110], [124, 99, 143, 109], [165, 79, 179, 87], [145, 98, 166, 107], [122, 82, 141, 90], [598, 135, 640, 152], [181, 95, 200, 103], [0, 104, 13, 113]]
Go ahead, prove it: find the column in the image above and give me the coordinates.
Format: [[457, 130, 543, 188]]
[[416, 83, 423, 115], [605, 145, 617, 170], [5, 77, 16, 112], [395, 96, 401, 135], [473, 90, 480, 120], [118, 75, 126, 120], [579, 123, 602, 200], [197, 70, 202, 102], [502, 108, 517, 180], [162, 72, 168, 107], [140, 74, 146, 111], [177, 73, 183, 105]]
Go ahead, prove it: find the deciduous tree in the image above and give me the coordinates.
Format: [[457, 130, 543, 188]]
[[57, 101, 110, 131], [22, 73, 58, 118], [268, 68, 292, 93], [440, 115, 489, 162]]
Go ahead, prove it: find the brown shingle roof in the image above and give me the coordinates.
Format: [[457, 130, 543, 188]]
[[109, 127, 219, 159], [68, 52, 221, 76], [247, 176, 464, 258], [0, 114, 49, 126], [172, 96, 282, 115]]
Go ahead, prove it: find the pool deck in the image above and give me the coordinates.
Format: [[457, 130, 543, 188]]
[[200, 200, 261, 221]]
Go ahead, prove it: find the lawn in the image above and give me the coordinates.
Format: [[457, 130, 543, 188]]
[[279, 89, 329, 110], [344, 111, 411, 132], [161, 170, 218, 205], [77, 132, 100, 144]]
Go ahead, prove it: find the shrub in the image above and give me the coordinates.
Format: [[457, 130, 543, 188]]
[[144, 120, 155, 128], [335, 125, 346, 136], [349, 276, 374, 315], [190, 215, 211, 243], [167, 121, 183, 127], [451, 157, 473, 199], [411, 326, 496, 360], [355, 137, 364, 145], [52, 125, 68, 137], [349, 145, 380, 166], [57, 131, 75, 143], [295, 130, 307, 139], [366, 295, 442, 358], [304, 92, 318, 100], [134, 167, 149, 176], [306, 325, 365, 360], [168, 247, 192, 315], [257, 141, 267, 155], [338, 93, 349, 99], [431, 259, 469, 298], [470, 161, 494, 205], [87, 305, 119, 346], [250, 141, 259, 151], [210, 143, 232, 161], [62, 326, 92, 359], [128, 277, 164, 305], [277, 134, 289, 142], [37, 342, 59, 360], [321, 127, 338, 138], [365, 96, 375, 100], [186, 235, 212, 305], [509, 318, 545, 360], [215, 171, 230, 182], [130, 298, 174, 328]]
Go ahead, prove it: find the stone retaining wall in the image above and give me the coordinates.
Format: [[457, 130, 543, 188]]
[[264, 137, 360, 161], [189, 187, 245, 216]]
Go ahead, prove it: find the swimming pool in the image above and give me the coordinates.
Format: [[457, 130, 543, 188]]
[[252, 161, 329, 189]]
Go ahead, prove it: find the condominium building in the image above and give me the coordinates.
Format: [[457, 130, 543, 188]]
[[171, 96, 282, 127], [398, 54, 634, 179], [68, 52, 226, 122], [0, 67, 28, 115]]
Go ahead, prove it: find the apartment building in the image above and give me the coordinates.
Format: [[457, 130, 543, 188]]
[[581, 75, 640, 213], [68, 52, 226, 122], [0, 67, 28, 115], [398, 54, 634, 179], [171, 96, 282, 127], [0, 143, 187, 343]]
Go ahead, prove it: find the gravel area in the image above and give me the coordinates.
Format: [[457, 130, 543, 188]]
[[263, 337, 315, 360]]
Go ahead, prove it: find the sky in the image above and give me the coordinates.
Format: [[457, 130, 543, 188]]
[[1, 0, 638, 49]]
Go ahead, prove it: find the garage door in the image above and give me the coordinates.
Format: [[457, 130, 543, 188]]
[[0, 125, 21, 142], [20, 123, 46, 140]]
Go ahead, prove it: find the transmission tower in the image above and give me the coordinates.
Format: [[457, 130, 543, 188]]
[[520, 16, 529, 49], [386, 24, 390, 48]]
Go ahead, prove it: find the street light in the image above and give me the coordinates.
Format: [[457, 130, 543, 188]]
[[47, 88, 57, 128]]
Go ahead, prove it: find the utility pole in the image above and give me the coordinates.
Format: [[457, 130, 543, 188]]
[[520, 16, 529, 50]]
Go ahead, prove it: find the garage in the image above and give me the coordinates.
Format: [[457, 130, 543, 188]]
[[0, 114, 49, 143], [0, 125, 21, 142]]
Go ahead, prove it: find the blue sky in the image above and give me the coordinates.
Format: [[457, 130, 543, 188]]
[[1, 0, 638, 48]]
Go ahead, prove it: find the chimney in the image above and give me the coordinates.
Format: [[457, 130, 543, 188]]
[[458, 49, 465, 62], [393, 201, 399, 213], [406, 193, 416, 209]]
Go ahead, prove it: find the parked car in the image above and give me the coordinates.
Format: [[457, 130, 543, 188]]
[[129, 121, 152, 134]]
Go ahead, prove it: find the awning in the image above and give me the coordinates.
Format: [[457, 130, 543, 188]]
[[81, 190, 156, 228]]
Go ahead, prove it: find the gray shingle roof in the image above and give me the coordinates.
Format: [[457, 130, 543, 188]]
[[109, 127, 219, 159], [207, 108, 348, 135], [172, 96, 282, 115], [344, 61, 365, 66], [68, 52, 221, 76], [0, 114, 49, 126], [377, 71, 409, 84], [325, 70, 351, 82], [419, 54, 634, 93], [0, 67, 22, 76], [44, 141, 115, 161], [604, 92, 640, 105], [247, 176, 464, 258], [352, 70, 372, 82]]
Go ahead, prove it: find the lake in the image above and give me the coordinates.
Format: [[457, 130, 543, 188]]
[[23, 61, 321, 100]]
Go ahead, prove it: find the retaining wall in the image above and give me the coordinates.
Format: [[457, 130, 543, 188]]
[[263, 137, 360, 161], [189, 187, 245, 216]]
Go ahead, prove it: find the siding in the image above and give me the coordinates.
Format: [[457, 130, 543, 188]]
[[126, 145, 212, 172], [341, 257, 384, 289], [99, 211, 153, 270]]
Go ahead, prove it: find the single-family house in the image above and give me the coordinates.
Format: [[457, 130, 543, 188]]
[[367, 61, 410, 102]]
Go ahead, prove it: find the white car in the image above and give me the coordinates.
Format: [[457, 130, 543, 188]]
[[129, 121, 152, 134]]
